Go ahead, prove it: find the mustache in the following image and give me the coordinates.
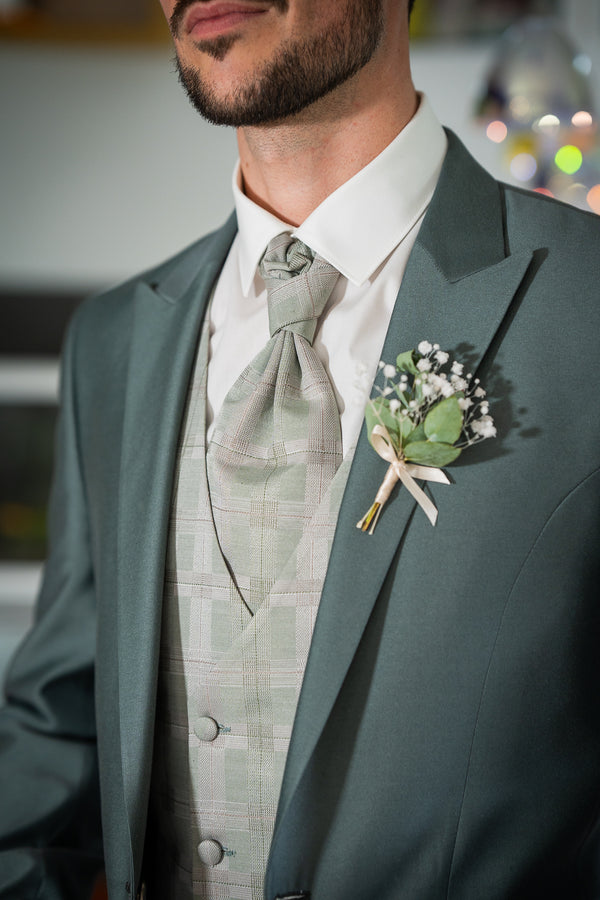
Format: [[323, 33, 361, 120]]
[[169, 0, 288, 39]]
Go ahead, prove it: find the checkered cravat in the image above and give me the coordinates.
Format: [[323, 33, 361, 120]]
[[206, 233, 343, 613]]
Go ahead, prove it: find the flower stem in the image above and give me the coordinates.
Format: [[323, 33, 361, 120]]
[[356, 501, 382, 535]]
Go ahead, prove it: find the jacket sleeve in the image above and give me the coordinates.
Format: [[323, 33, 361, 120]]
[[0, 311, 104, 899]]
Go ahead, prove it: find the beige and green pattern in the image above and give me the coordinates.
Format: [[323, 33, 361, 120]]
[[148, 240, 351, 899], [206, 233, 343, 614]]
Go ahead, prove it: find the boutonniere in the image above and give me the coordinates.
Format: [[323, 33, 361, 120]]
[[357, 341, 496, 534]]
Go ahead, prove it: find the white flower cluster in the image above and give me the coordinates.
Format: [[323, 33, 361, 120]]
[[375, 342, 496, 447]]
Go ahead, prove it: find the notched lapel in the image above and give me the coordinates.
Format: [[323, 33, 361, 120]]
[[270, 134, 537, 864], [116, 217, 236, 863]]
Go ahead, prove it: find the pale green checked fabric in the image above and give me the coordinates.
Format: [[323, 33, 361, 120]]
[[206, 233, 343, 614]]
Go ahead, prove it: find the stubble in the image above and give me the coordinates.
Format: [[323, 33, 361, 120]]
[[174, 0, 385, 127]]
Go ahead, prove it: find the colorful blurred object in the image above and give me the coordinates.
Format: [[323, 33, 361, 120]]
[[476, 17, 600, 213]]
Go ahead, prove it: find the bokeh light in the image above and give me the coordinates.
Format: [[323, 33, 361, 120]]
[[536, 114, 561, 130], [510, 96, 531, 123], [573, 53, 592, 77], [572, 110, 593, 128], [564, 183, 588, 206], [510, 152, 538, 182], [555, 145, 583, 174], [587, 185, 600, 214], [534, 187, 554, 197], [486, 120, 508, 143]]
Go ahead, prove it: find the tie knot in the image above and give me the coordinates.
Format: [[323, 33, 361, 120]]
[[259, 234, 339, 344]]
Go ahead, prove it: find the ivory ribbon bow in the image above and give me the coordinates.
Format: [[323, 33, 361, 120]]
[[357, 424, 451, 534]]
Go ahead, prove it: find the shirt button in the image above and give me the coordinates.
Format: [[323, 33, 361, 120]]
[[197, 839, 224, 867], [194, 716, 219, 742]]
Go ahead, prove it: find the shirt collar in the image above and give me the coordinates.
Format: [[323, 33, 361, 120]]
[[233, 93, 447, 294]]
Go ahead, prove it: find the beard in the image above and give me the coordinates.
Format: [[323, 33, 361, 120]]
[[174, 0, 385, 128]]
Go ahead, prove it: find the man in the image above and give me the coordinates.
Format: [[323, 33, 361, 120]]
[[1, 0, 599, 897]]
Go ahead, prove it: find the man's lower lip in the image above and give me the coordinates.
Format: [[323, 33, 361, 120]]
[[188, 9, 265, 39]]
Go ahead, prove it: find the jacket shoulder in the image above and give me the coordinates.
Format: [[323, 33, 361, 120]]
[[69, 214, 237, 348], [502, 181, 600, 251]]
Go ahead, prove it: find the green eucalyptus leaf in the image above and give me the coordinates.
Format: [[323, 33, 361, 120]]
[[404, 421, 426, 445], [404, 440, 462, 467], [396, 350, 419, 374], [365, 398, 401, 450], [399, 416, 415, 441], [424, 396, 463, 444]]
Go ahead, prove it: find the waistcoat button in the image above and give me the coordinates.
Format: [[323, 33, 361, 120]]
[[194, 716, 220, 742], [197, 839, 224, 867]]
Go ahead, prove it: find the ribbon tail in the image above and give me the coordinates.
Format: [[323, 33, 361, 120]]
[[406, 464, 451, 485], [397, 467, 439, 526]]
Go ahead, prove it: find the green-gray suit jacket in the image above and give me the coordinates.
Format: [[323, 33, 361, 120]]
[[1, 132, 599, 900]]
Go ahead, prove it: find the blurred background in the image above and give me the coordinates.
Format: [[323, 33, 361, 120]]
[[1, 0, 599, 685]]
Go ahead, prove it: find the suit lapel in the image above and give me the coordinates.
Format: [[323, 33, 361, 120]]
[[270, 133, 535, 855], [116, 215, 237, 858]]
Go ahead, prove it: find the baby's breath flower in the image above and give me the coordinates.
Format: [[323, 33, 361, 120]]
[[417, 358, 432, 372], [383, 364, 396, 378], [434, 350, 449, 364], [451, 361, 464, 375], [480, 401, 489, 415], [418, 340, 433, 355], [474, 386, 486, 398], [389, 399, 401, 412], [458, 397, 473, 410], [471, 415, 496, 438]]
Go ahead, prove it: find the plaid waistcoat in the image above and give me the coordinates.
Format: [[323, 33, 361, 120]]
[[147, 319, 353, 899]]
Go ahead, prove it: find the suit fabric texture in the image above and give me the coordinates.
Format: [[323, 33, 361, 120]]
[[0, 131, 599, 900]]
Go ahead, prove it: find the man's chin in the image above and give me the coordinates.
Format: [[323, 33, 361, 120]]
[[189, 34, 239, 63]]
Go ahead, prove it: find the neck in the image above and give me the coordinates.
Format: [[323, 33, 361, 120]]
[[236, 32, 418, 227]]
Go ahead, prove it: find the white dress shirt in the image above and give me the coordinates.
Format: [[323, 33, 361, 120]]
[[206, 94, 447, 455]]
